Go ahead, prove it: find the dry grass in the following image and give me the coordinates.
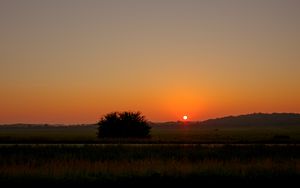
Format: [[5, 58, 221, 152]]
[[1, 159, 299, 179], [0, 145, 299, 184]]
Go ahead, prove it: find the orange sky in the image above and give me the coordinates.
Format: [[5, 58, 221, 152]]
[[1, 0, 300, 124]]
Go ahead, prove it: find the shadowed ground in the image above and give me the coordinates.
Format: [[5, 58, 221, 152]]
[[0, 144, 299, 186]]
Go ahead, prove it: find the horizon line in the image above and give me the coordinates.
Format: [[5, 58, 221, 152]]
[[1, 112, 299, 126]]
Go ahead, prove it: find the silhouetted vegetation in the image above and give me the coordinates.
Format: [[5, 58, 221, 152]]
[[97, 111, 151, 138], [0, 145, 299, 185], [1, 120, 300, 144], [0, 113, 300, 185]]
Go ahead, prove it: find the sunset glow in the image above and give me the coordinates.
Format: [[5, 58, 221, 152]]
[[183, 116, 188, 121], [0, 0, 300, 124]]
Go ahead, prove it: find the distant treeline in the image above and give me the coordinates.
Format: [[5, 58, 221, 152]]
[[0, 124, 97, 128]]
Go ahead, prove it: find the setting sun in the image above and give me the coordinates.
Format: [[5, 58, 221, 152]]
[[183, 115, 188, 120]]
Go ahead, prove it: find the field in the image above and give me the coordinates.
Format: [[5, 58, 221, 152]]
[[1, 124, 300, 143], [0, 124, 300, 186], [0, 144, 300, 186]]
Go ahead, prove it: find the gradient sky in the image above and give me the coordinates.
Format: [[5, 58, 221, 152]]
[[1, 0, 300, 124]]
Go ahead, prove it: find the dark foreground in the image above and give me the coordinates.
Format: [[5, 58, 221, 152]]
[[0, 144, 299, 187]]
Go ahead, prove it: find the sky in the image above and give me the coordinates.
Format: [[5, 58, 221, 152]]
[[1, 0, 300, 124]]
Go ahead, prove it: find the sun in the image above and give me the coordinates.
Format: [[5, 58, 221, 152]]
[[183, 115, 188, 120]]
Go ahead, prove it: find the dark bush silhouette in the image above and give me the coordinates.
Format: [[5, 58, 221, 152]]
[[97, 111, 151, 138]]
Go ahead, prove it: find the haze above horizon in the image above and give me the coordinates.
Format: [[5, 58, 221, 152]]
[[1, 0, 300, 124]]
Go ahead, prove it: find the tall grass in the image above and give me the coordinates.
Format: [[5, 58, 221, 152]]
[[0, 145, 299, 184]]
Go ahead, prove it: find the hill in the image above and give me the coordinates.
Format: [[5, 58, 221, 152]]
[[151, 113, 300, 129], [197, 113, 300, 128]]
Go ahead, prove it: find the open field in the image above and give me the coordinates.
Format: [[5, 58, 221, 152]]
[[0, 144, 299, 186], [0, 124, 299, 185], [0, 124, 300, 144]]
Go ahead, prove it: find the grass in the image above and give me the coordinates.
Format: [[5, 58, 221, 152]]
[[0, 125, 299, 185], [0, 124, 300, 143], [0, 145, 299, 185], [0, 126, 96, 143]]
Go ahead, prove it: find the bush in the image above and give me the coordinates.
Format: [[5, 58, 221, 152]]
[[97, 111, 151, 138]]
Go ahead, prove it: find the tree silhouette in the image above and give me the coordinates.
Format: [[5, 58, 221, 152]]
[[97, 111, 151, 138]]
